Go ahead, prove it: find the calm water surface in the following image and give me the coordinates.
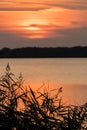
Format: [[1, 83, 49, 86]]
[[0, 58, 87, 105]]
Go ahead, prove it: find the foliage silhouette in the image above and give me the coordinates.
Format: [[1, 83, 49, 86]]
[[0, 64, 87, 130]]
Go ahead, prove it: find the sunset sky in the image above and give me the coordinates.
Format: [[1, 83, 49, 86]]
[[0, 0, 87, 48]]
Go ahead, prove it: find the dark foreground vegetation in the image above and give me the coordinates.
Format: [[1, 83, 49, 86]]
[[1, 46, 87, 58], [0, 64, 87, 130]]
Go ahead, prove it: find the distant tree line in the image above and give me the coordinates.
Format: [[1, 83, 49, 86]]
[[0, 46, 87, 58]]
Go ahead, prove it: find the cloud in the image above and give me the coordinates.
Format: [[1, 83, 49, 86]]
[[0, 0, 87, 11], [0, 26, 87, 48], [56, 3, 87, 10], [22, 26, 87, 47], [46, 0, 87, 10], [0, 1, 87, 12], [71, 21, 79, 25], [40, 0, 87, 10], [0, 1, 51, 11], [52, 26, 87, 46]]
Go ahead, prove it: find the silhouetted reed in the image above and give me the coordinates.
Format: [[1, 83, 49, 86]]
[[0, 64, 87, 130]]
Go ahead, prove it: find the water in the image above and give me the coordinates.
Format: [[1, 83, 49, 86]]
[[0, 58, 87, 105]]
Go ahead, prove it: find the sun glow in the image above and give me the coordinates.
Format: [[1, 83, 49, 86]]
[[1, 4, 87, 40], [25, 26, 41, 31], [18, 18, 50, 38], [16, 8, 87, 39]]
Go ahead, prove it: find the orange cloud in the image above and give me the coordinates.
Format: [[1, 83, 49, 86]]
[[0, 0, 87, 40], [0, 0, 87, 11], [0, 1, 51, 11], [0, 2, 87, 39]]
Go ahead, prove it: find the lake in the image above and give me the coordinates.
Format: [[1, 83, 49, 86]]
[[0, 58, 87, 105]]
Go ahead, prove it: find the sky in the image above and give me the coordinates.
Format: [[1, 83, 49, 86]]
[[0, 0, 87, 48]]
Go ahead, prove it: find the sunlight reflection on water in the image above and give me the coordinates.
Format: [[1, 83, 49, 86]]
[[0, 58, 87, 105]]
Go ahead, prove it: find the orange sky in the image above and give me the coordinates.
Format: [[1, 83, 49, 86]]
[[0, 0, 87, 48]]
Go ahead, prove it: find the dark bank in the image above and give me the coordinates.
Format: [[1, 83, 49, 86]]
[[0, 46, 87, 58]]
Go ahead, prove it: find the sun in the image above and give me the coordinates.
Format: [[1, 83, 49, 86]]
[[25, 26, 41, 31], [18, 23, 45, 39], [18, 20, 49, 39]]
